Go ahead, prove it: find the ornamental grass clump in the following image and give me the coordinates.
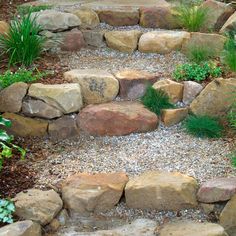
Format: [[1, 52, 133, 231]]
[[184, 115, 223, 138], [141, 86, 174, 115], [0, 13, 45, 66]]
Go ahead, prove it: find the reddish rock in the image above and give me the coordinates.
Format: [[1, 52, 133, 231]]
[[61, 29, 86, 51], [115, 70, 159, 99], [197, 177, 236, 203], [78, 101, 158, 136]]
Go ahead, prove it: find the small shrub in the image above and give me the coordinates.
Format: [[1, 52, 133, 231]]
[[0, 13, 45, 66], [0, 199, 15, 224], [141, 86, 174, 115], [0, 116, 26, 171], [17, 5, 51, 16], [173, 62, 222, 82], [184, 115, 223, 138], [176, 4, 208, 32]]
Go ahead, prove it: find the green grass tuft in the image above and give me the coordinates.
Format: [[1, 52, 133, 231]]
[[141, 86, 174, 115], [184, 115, 223, 138]]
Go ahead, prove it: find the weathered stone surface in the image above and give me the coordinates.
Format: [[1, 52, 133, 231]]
[[190, 78, 236, 116], [159, 220, 228, 236], [75, 219, 157, 236], [62, 172, 128, 213], [78, 101, 158, 136], [153, 79, 184, 103], [2, 113, 48, 137], [97, 8, 139, 26], [61, 29, 86, 51], [182, 32, 226, 56], [22, 99, 63, 119], [28, 83, 83, 114], [64, 69, 119, 104], [183, 81, 203, 105], [139, 31, 190, 54], [82, 30, 106, 48], [220, 11, 236, 34], [161, 108, 188, 126], [48, 115, 79, 140], [201, 0, 235, 31], [220, 194, 236, 236], [104, 30, 142, 53], [0, 21, 9, 36], [31, 10, 81, 32], [13, 189, 63, 226], [198, 177, 236, 203], [125, 171, 198, 210], [0, 220, 41, 236], [0, 82, 28, 113], [140, 6, 179, 29], [115, 69, 159, 99], [73, 8, 99, 29]]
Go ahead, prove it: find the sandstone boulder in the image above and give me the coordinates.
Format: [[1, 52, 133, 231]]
[[82, 30, 106, 48], [2, 113, 48, 137], [153, 79, 184, 103], [115, 69, 159, 99], [0, 82, 28, 113], [125, 171, 198, 210], [13, 189, 63, 226], [139, 31, 190, 54], [64, 69, 119, 104], [161, 108, 188, 126], [198, 177, 236, 203], [78, 101, 158, 136], [28, 83, 83, 114], [183, 81, 203, 105], [31, 10, 81, 32], [220, 11, 236, 34], [61, 172, 128, 213], [158, 220, 228, 236], [0, 21, 9, 36], [0, 220, 41, 236], [105, 30, 142, 53], [190, 78, 236, 116]]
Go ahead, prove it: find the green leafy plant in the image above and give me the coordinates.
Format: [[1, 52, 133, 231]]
[[173, 62, 222, 82], [184, 115, 223, 138], [176, 4, 208, 32], [141, 86, 174, 115], [0, 199, 15, 224], [0, 69, 45, 89], [17, 5, 52, 16], [228, 92, 236, 129], [0, 116, 26, 171], [0, 13, 45, 66]]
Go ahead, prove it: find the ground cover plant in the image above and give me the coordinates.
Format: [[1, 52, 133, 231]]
[[0, 199, 15, 224], [17, 5, 52, 16], [229, 149, 236, 168], [141, 86, 174, 115], [0, 13, 45, 66], [184, 115, 223, 138], [173, 62, 222, 82]]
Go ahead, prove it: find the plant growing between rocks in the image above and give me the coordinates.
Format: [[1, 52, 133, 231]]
[[0, 199, 15, 224]]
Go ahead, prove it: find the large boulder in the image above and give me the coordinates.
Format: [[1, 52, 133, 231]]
[[190, 78, 236, 116], [183, 81, 203, 105], [28, 83, 83, 114], [158, 220, 228, 236], [104, 30, 142, 53], [161, 108, 188, 126], [78, 101, 158, 136], [13, 189, 63, 226], [220, 11, 236, 34], [0, 21, 9, 36], [82, 30, 106, 48], [201, 0, 235, 31], [64, 69, 119, 104], [153, 79, 184, 103], [31, 10, 81, 32], [61, 172, 128, 213], [22, 99, 63, 119], [0, 82, 28, 113], [125, 171, 198, 211], [140, 6, 179, 29], [97, 8, 139, 26], [139, 31, 190, 54], [197, 177, 236, 203], [115, 69, 159, 99], [0, 220, 41, 236], [220, 194, 236, 236], [2, 113, 48, 137]]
